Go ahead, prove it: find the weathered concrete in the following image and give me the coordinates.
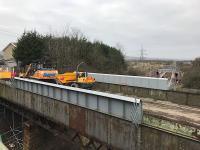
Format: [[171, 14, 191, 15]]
[[0, 83, 199, 150], [23, 121, 81, 150], [141, 125, 200, 150], [23, 122, 44, 150], [94, 82, 200, 107]]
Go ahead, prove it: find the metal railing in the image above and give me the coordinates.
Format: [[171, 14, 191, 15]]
[[13, 77, 143, 125], [89, 73, 170, 90]]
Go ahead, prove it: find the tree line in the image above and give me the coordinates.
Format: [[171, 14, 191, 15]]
[[13, 30, 127, 74]]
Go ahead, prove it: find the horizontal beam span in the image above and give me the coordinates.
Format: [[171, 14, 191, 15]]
[[89, 72, 170, 90], [13, 77, 143, 125]]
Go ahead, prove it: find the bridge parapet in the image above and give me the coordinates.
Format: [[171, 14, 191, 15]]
[[13, 77, 143, 126]]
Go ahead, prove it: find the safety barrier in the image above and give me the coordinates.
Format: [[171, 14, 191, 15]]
[[89, 73, 170, 90]]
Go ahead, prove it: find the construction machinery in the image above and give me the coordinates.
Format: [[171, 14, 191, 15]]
[[20, 63, 95, 89], [19, 63, 58, 82], [56, 71, 95, 89], [0, 71, 12, 80], [0, 67, 15, 80]]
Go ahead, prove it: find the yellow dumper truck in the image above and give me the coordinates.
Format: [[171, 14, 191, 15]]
[[56, 72, 95, 89]]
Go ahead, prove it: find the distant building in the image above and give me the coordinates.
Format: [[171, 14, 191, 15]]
[[1, 43, 17, 68]]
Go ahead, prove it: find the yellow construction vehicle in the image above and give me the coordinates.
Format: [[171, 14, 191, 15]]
[[56, 71, 95, 89], [55, 62, 95, 89], [0, 71, 12, 80], [20, 62, 95, 89], [0, 67, 15, 80]]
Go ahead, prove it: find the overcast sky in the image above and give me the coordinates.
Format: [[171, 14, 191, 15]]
[[0, 0, 199, 59]]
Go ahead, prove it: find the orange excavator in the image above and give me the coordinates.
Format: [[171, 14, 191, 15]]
[[19, 63, 58, 83]]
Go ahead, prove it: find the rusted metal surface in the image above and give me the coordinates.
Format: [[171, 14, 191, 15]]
[[110, 117, 138, 149], [86, 110, 109, 144], [52, 99, 69, 126], [69, 105, 86, 135]]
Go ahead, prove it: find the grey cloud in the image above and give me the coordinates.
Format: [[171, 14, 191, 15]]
[[0, 0, 199, 59]]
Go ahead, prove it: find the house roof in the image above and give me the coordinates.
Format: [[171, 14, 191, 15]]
[[2, 42, 16, 52]]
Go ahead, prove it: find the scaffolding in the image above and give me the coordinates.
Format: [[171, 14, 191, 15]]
[[0, 126, 23, 150], [0, 105, 23, 150]]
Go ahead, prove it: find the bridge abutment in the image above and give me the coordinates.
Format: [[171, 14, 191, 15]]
[[23, 122, 45, 150]]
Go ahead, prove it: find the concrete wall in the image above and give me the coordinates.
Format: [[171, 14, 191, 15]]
[[94, 82, 200, 107], [89, 73, 170, 90], [23, 122, 45, 150], [0, 83, 199, 150], [141, 126, 200, 150]]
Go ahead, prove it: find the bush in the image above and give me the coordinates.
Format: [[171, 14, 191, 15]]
[[13, 31, 47, 66], [124, 68, 145, 76], [182, 58, 200, 89], [182, 69, 200, 89]]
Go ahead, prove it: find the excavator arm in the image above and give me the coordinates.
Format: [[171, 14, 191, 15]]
[[23, 63, 32, 78]]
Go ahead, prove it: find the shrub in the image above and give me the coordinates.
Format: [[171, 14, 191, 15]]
[[182, 58, 200, 89]]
